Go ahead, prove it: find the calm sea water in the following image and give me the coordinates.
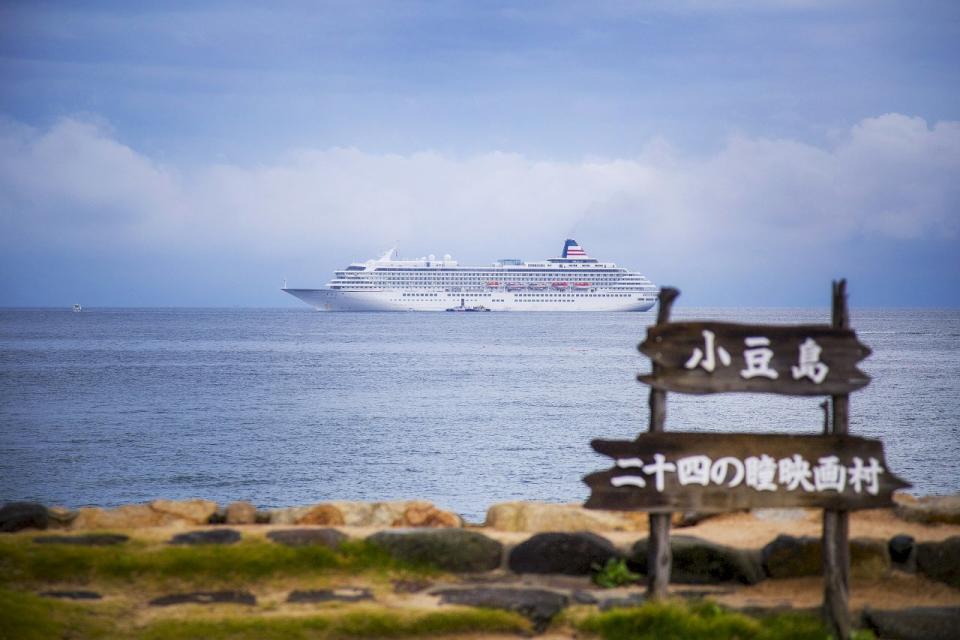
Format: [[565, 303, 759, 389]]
[[1, 308, 958, 522]]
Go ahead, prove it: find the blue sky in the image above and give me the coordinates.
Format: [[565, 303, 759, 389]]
[[1, 1, 958, 307]]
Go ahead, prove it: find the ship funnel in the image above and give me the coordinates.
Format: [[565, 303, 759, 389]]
[[562, 239, 588, 259]]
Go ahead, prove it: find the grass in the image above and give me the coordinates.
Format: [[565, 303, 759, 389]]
[[0, 588, 529, 640], [1, 536, 883, 639], [577, 600, 876, 640], [0, 588, 113, 640], [0, 537, 436, 588], [139, 609, 530, 639], [592, 558, 642, 588]]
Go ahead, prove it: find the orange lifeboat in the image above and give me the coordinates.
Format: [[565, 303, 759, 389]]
[[573, 282, 591, 288], [486, 280, 500, 288], [551, 281, 568, 289]]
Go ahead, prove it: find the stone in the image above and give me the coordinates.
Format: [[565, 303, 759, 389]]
[[393, 579, 432, 594], [598, 593, 646, 611], [508, 532, 621, 576], [39, 590, 102, 600], [149, 499, 218, 525], [894, 493, 960, 525], [34, 534, 128, 546], [761, 535, 890, 579], [298, 504, 345, 526], [72, 505, 175, 529], [435, 588, 568, 633], [631, 536, 764, 585], [862, 607, 960, 640], [889, 534, 915, 567], [397, 501, 463, 528], [168, 529, 241, 545], [225, 501, 257, 525], [367, 529, 503, 573], [329, 500, 462, 528], [485, 502, 648, 533], [0, 502, 49, 532], [751, 508, 809, 522], [268, 506, 314, 525], [330, 502, 375, 526], [572, 590, 599, 605], [287, 588, 373, 603], [46, 506, 77, 529], [149, 591, 256, 606], [916, 536, 960, 588], [849, 538, 891, 579], [762, 535, 821, 578], [266, 528, 347, 548], [673, 511, 722, 528]]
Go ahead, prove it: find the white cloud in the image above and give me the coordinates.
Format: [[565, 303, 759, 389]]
[[0, 113, 957, 270]]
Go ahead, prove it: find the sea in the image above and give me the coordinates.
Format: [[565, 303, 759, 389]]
[[1, 307, 958, 523]]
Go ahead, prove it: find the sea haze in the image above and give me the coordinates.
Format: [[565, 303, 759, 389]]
[[1, 308, 957, 523]]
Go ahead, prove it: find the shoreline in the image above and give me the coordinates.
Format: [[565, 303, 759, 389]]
[[2, 495, 958, 638]]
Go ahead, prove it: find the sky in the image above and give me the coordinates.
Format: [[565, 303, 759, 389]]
[[0, 0, 958, 307]]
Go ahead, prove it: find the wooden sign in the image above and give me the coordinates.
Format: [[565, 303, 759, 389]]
[[638, 322, 871, 396], [584, 432, 909, 512], [582, 282, 883, 638]]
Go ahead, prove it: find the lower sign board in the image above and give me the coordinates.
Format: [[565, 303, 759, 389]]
[[584, 433, 909, 512]]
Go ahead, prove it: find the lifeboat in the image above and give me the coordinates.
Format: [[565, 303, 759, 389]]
[[486, 280, 500, 288], [506, 282, 524, 290], [551, 281, 569, 289], [528, 282, 547, 290], [573, 282, 591, 288]]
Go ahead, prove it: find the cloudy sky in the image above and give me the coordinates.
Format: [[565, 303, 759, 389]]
[[1, 1, 958, 307]]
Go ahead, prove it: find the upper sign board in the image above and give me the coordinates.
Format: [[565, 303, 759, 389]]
[[638, 322, 871, 396]]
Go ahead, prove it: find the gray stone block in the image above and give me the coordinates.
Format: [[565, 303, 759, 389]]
[[916, 536, 960, 588], [367, 529, 502, 573], [434, 587, 568, 632], [863, 606, 960, 640], [168, 529, 241, 545], [267, 528, 347, 548], [149, 591, 256, 606], [508, 532, 621, 575], [0, 502, 48, 532], [632, 535, 765, 585]]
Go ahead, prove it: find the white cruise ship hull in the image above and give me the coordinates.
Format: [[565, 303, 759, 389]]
[[284, 240, 658, 312], [283, 288, 656, 312]]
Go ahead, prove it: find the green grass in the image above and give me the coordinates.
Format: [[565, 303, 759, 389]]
[[0, 588, 529, 640], [140, 610, 530, 639], [0, 537, 434, 587], [578, 601, 876, 640], [0, 589, 113, 640], [592, 558, 642, 588]]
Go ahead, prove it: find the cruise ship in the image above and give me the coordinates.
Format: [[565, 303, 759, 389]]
[[283, 239, 659, 312]]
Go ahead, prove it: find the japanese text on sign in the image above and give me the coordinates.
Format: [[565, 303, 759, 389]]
[[685, 330, 830, 384], [610, 453, 884, 495]]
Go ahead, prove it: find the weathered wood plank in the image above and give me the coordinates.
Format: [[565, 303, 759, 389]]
[[645, 287, 678, 601], [824, 278, 852, 640], [584, 432, 909, 513], [637, 322, 871, 396]]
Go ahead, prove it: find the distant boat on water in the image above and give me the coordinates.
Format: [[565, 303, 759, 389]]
[[72, 304, 82, 313]]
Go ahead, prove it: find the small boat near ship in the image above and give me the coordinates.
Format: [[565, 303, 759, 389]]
[[72, 304, 82, 312], [445, 298, 491, 312]]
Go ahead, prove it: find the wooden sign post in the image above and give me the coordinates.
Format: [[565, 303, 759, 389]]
[[584, 281, 909, 640]]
